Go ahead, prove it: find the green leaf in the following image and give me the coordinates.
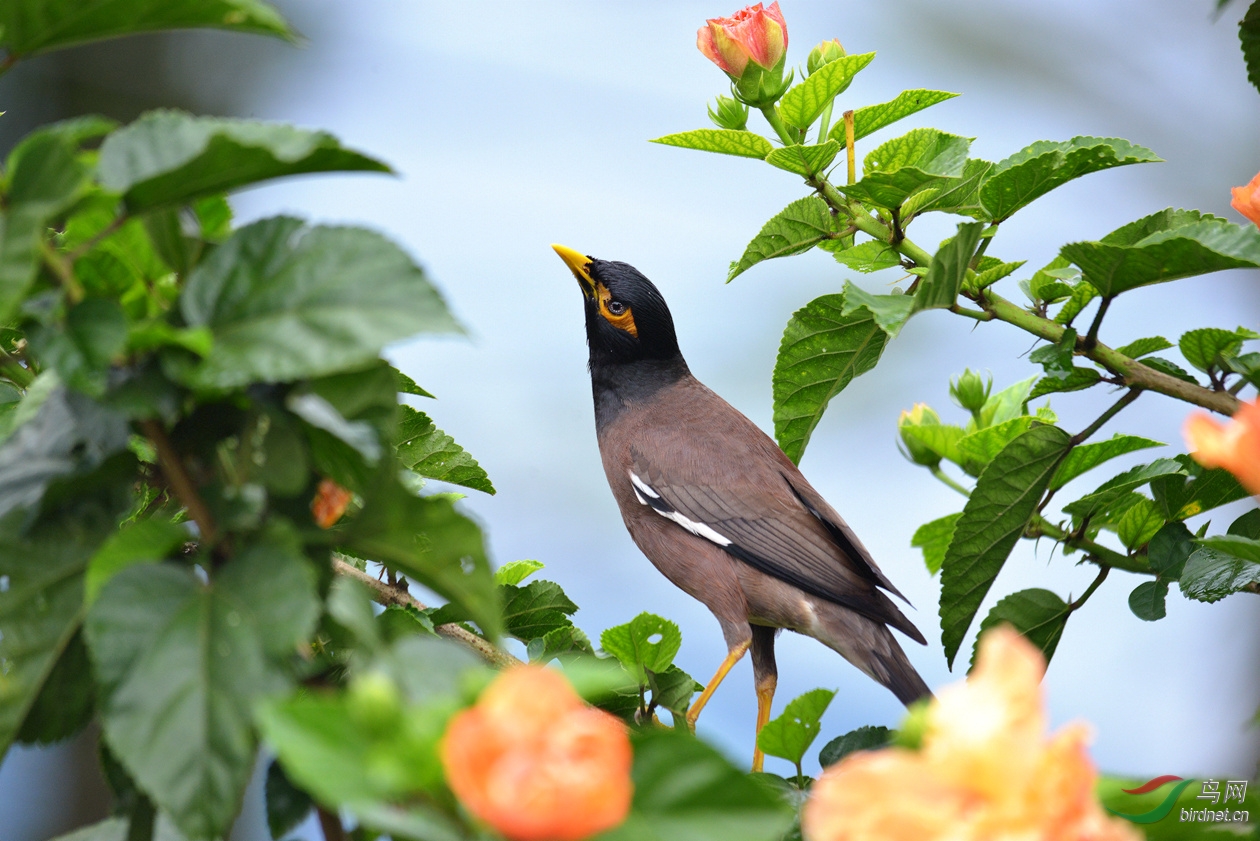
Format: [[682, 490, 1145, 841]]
[[1242, 0, 1260, 96], [1050, 434, 1165, 490], [763, 140, 841, 177], [977, 375, 1038, 428], [912, 513, 962, 575], [901, 424, 966, 468], [1179, 546, 1260, 603], [84, 518, 188, 605], [1061, 209, 1260, 298], [1028, 327, 1077, 381], [1028, 366, 1101, 400], [28, 297, 129, 397], [910, 222, 985, 313], [1178, 326, 1257, 372], [772, 292, 888, 464], [1197, 534, 1260, 564], [501, 579, 578, 641], [940, 425, 1071, 668], [395, 405, 494, 494], [98, 111, 389, 212], [1128, 580, 1168, 621], [972, 259, 1025, 289], [1053, 279, 1097, 325], [265, 759, 312, 841], [0, 0, 291, 58], [956, 417, 1036, 475], [649, 129, 774, 159], [824, 240, 901, 273], [600, 613, 682, 681], [838, 281, 914, 336], [757, 688, 835, 765], [346, 469, 500, 640], [16, 630, 96, 745], [817, 725, 893, 767], [377, 604, 437, 643], [1061, 459, 1186, 521], [1147, 522, 1194, 580], [1115, 496, 1164, 551], [918, 158, 993, 217], [1115, 336, 1172, 358], [830, 90, 959, 143], [1149, 455, 1249, 520], [779, 52, 875, 129], [1224, 351, 1260, 388], [86, 532, 319, 840], [645, 664, 702, 722], [288, 392, 383, 466], [840, 129, 971, 209], [972, 588, 1070, 668], [728, 197, 839, 281], [494, 559, 544, 586], [979, 137, 1160, 222], [1143, 356, 1199, 385], [392, 366, 434, 399], [179, 217, 459, 388], [599, 728, 794, 841]]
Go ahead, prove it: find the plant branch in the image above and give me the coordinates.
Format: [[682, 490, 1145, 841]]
[[1082, 296, 1112, 350], [317, 807, 346, 841], [949, 303, 994, 322], [1070, 388, 1142, 446], [332, 558, 522, 669], [759, 105, 796, 146], [140, 419, 218, 545], [1067, 565, 1109, 612], [1027, 514, 1151, 574], [930, 465, 972, 497], [39, 240, 84, 304]]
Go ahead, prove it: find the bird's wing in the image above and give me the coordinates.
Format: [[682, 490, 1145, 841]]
[[626, 456, 925, 644]]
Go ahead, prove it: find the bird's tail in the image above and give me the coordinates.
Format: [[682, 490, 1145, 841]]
[[811, 600, 933, 706]]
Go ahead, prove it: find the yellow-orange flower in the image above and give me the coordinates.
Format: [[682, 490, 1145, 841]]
[[802, 627, 1139, 841], [441, 665, 633, 841], [1231, 171, 1260, 228], [311, 478, 352, 528], [1184, 397, 1260, 496]]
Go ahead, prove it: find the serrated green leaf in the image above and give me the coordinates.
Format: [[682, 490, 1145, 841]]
[[27, 296, 129, 397], [764, 140, 841, 177], [1054, 278, 1097, 325], [830, 90, 959, 143], [918, 158, 993, 217], [956, 417, 1036, 475], [1179, 546, 1260, 602], [940, 425, 1071, 668], [823, 240, 901, 273], [1115, 496, 1164, 551], [838, 281, 914, 336], [1114, 336, 1172, 358], [817, 725, 893, 767], [1178, 326, 1256, 372], [1028, 367, 1101, 401], [501, 580, 578, 641], [911, 222, 985, 313], [392, 366, 434, 398], [646, 664, 702, 722], [98, 111, 389, 212], [179, 217, 459, 389], [650, 129, 773, 159], [977, 375, 1038, 428], [600, 613, 682, 683], [1147, 522, 1194, 580], [840, 129, 971, 209], [1028, 327, 1077, 381], [728, 197, 839, 281], [377, 604, 437, 643], [395, 405, 494, 494], [1229, 508, 1260, 539], [1224, 351, 1260, 388], [780, 53, 876, 128], [901, 424, 966, 468], [493, 559, 544, 586], [1197, 534, 1260, 564], [979, 137, 1159, 222], [971, 588, 1070, 669], [1062, 209, 1260, 298], [972, 259, 1025, 289], [1050, 434, 1165, 490], [1149, 455, 1249, 520], [772, 292, 888, 464], [912, 513, 962, 575], [1242, 0, 1260, 96], [1062, 459, 1186, 521], [757, 688, 835, 765]]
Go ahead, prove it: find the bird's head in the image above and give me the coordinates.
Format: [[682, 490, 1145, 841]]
[[552, 244, 682, 366]]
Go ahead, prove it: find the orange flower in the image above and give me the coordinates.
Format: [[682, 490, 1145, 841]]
[[1183, 398, 1260, 496], [697, 3, 788, 78], [1231, 171, 1260, 228], [311, 478, 353, 528], [441, 666, 633, 841], [802, 627, 1139, 841]]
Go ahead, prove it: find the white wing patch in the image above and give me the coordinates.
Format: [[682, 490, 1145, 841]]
[[628, 470, 732, 548]]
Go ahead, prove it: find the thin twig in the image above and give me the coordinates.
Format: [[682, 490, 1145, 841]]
[[1082, 296, 1112, 350], [332, 558, 521, 668], [316, 807, 346, 841], [140, 419, 218, 545], [39, 240, 84, 304], [1070, 388, 1142, 446], [1067, 565, 1110, 612]]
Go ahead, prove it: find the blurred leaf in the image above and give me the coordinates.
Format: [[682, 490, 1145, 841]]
[[757, 688, 835, 766], [956, 417, 1036, 474], [0, 0, 291, 58], [823, 240, 901, 273], [493, 559, 544, 586], [1115, 496, 1164, 551], [179, 217, 459, 388], [98, 111, 389, 212], [817, 725, 893, 767], [972, 588, 1070, 668], [979, 137, 1159, 222], [1128, 580, 1168, 621], [1050, 434, 1164, 490], [1099, 774, 1259, 840], [1229, 508, 1260, 539], [289, 392, 383, 466], [600, 613, 682, 681], [838, 282, 914, 336], [265, 759, 312, 841], [1224, 351, 1260, 388], [28, 297, 129, 397], [940, 425, 1071, 668], [912, 512, 961, 575], [764, 141, 840, 177], [377, 604, 436, 643], [1062, 209, 1260, 298], [1180, 546, 1260, 603], [84, 518, 187, 605], [780, 53, 875, 129], [651, 129, 773, 159], [1178, 326, 1257, 372], [911, 222, 984, 313], [1028, 366, 1101, 401], [86, 530, 319, 840], [840, 129, 971, 209], [395, 405, 494, 494], [728, 197, 838, 281], [1242, 0, 1260, 96], [600, 728, 794, 841], [15, 627, 95, 745], [830, 90, 958, 143], [501, 579, 578, 641], [1114, 336, 1172, 358], [1149, 455, 1248, 520], [773, 292, 888, 464]]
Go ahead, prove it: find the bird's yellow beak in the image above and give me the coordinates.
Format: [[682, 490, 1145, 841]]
[[552, 244, 596, 298]]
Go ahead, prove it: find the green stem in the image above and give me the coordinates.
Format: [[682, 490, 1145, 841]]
[[1082, 296, 1112, 350], [0, 357, 33, 389], [1067, 565, 1109, 612], [817, 100, 834, 146], [930, 465, 972, 498], [949, 304, 994, 322], [1027, 514, 1150, 574], [39, 240, 84, 304], [759, 105, 796, 146], [1070, 388, 1141, 447]]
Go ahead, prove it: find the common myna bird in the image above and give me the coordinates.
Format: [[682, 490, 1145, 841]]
[[553, 245, 930, 771]]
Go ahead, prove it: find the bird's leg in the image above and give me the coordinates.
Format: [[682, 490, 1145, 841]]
[[685, 638, 750, 730], [750, 625, 778, 773]]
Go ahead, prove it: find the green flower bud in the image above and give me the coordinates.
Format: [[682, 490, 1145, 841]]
[[708, 95, 750, 130], [950, 369, 991, 415], [807, 39, 846, 75], [898, 403, 942, 467]]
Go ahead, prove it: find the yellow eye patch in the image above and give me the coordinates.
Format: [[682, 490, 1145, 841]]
[[596, 283, 637, 337]]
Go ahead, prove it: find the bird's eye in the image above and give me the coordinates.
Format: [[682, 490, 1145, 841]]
[[606, 300, 626, 315]]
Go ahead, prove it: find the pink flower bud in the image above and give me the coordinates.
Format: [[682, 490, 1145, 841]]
[[1231, 171, 1260, 229], [697, 3, 789, 78]]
